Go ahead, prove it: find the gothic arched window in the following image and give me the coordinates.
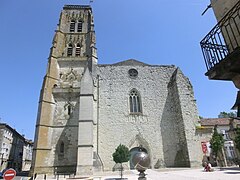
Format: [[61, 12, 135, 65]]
[[77, 21, 83, 32], [67, 44, 73, 56], [70, 20, 75, 32], [76, 43, 81, 56], [60, 141, 64, 154], [129, 89, 142, 113]]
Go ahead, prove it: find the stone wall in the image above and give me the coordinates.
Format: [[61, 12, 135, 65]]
[[211, 0, 239, 21], [162, 68, 188, 167], [96, 61, 201, 170], [173, 69, 202, 167]]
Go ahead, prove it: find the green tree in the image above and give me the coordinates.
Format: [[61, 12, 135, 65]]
[[210, 127, 224, 159], [233, 128, 240, 166], [112, 144, 130, 179], [234, 128, 240, 151], [218, 111, 237, 118]]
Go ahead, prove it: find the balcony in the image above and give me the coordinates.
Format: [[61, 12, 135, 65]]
[[200, 1, 240, 81]]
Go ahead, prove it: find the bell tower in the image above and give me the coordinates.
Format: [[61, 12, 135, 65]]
[[31, 5, 97, 175]]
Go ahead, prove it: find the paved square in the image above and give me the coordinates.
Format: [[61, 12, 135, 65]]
[[100, 167, 240, 180]]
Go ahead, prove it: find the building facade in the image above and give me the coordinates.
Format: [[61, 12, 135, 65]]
[[22, 140, 33, 171], [200, 118, 240, 166], [200, 0, 240, 165], [201, 0, 240, 90], [0, 124, 13, 172], [32, 5, 202, 176], [0, 123, 33, 172]]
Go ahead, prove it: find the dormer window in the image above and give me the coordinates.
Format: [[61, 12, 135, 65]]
[[67, 44, 73, 56], [76, 43, 81, 56], [77, 21, 83, 32], [70, 20, 75, 32]]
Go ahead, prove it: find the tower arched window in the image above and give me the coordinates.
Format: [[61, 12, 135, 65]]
[[76, 43, 81, 56], [70, 20, 75, 32], [67, 44, 73, 56], [129, 89, 142, 113], [60, 141, 64, 154], [77, 21, 83, 32]]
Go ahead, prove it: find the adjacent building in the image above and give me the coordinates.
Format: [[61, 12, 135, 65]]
[[31, 5, 203, 177], [22, 139, 34, 171], [200, 0, 240, 90], [200, 0, 240, 166], [200, 118, 240, 166], [0, 124, 13, 171], [0, 123, 33, 172]]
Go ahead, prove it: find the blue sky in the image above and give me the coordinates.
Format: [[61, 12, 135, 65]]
[[0, 0, 237, 140]]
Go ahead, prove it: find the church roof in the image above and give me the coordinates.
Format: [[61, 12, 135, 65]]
[[98, 59, 174, 68], [111, 59, 149, 66]]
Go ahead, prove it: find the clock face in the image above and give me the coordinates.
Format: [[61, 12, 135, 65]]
[[128, 68, 138, 78]]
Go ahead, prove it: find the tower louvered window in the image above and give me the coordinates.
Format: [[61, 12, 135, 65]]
[[76, 43, 81, 56], [67, 44, 73, 56], [129, 89, 142, 113], [77, 21, 83, 32], [70, 20, 75, 32]]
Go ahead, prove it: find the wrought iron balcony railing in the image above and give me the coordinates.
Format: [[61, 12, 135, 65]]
[[200, 1, 240, 71]]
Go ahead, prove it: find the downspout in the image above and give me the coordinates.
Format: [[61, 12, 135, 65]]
[[96, 75, 104, 170], [97, 74, 100, 154]]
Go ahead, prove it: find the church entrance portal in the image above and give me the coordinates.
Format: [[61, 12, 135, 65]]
[[129, 147, 148, 169]]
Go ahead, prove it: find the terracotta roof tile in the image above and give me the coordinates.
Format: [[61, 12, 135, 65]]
[[201, 118, 240, 126]]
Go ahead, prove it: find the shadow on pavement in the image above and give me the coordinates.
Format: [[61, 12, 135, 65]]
[[105, 178, 128, 180], [219, 167, 240, 171], [17, 171, 29, 176], [218, 167, 240, 174], [224, 171, 240, 174]]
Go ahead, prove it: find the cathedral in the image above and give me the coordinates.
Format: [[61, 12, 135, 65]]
[[32, 5, 202, 176]]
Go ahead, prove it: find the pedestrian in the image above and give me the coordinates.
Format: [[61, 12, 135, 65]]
[[204, 162, 213, 172], [208, 162, 213, 171]]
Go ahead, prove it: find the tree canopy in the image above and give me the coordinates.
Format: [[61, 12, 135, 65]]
[[112, 144, 130, 164], [112, 144, 130, 179], [234, 128, 240, 151], [218, 111, 237, 118], [210, 127, 224, 156]]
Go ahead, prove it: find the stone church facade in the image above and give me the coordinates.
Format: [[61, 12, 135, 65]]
[[31, 5, 202, 176]]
